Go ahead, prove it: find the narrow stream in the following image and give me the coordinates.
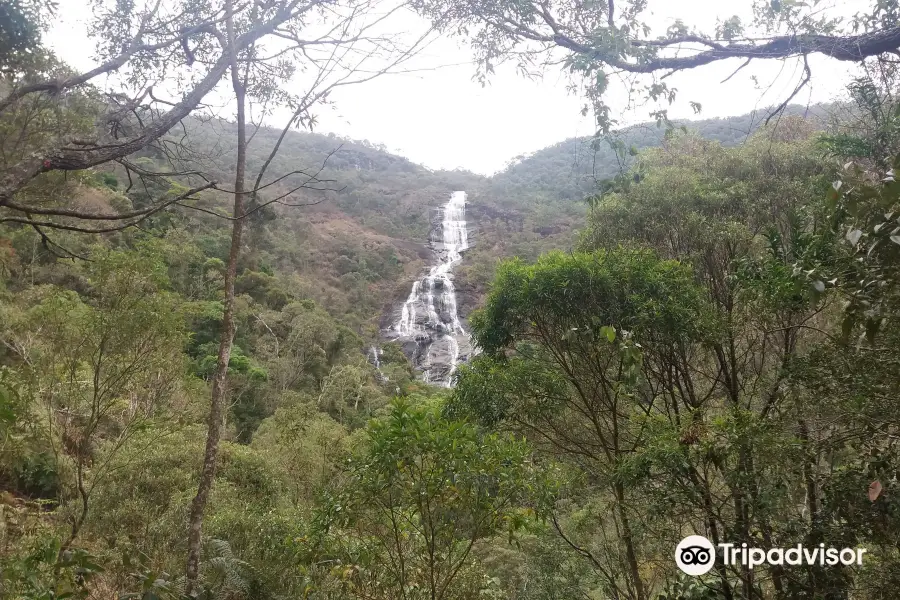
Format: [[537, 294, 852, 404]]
[[392, 191, 472, 386], [368, 345, 386, 382]]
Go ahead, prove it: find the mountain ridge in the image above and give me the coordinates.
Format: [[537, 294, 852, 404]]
[[112, 104, 835, 343]]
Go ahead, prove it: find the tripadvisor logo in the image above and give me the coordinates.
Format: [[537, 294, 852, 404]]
[[676, 535, 716, 576], [675, 535, 868, 576]]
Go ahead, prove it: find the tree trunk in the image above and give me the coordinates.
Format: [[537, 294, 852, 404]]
[[184, 0, 246, 592], [56, 462, 89, 566], [799, 419, 820, 597], [614, 481, 645, 600]]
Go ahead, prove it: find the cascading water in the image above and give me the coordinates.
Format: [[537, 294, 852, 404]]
[[367, 345, 387, 382], [391, 191, 472, 387]]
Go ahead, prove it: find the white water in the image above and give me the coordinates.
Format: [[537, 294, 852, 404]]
[[367, 345, 387, 381], [394, 191, 471, 386], [368, 345, 382, 369]]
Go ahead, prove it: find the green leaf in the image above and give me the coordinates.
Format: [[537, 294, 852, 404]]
[[599, 325, 616, 343]]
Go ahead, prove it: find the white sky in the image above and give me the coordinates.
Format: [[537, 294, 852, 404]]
[[48, 0, 871, 175]]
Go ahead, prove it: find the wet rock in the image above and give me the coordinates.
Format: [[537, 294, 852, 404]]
[[401, 337, 423, 360], [423, 336, 454, 382]]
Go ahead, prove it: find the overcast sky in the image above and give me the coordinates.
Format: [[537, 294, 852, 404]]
[[48, 0, 869, 175]]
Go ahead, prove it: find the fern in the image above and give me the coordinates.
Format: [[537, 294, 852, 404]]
[[170, 538, 261, 600]]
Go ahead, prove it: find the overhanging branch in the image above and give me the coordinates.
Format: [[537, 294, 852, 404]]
[[0, 181, 216, 232], [551, 26, 900, 73], [0, 0, 309, 207]]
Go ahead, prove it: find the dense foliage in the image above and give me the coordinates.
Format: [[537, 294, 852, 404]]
[[4, 0, 900, 598], [451, 110, 900, 599]]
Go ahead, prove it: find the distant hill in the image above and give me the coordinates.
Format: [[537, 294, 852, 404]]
[[451, 104, 835, 311], [148, 118, 490, 338], [144, 105, 834, 332], [486, 103, 832, 209]]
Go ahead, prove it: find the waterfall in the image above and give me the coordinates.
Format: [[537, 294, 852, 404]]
[[367, 345, 387, 382], [392, 191, 472, 387], [368, 345, 382, 369]]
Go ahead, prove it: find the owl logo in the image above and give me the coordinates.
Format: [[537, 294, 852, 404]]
[[675, 535, 716, 575]]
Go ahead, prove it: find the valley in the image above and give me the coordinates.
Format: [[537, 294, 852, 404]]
[[3, 1, 900, 596]]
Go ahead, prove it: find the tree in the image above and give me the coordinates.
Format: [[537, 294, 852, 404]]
[[817, 70, 900, 341], [0, 0, 53, 69], [173, 1, 437, 590], [1, 0, 437, 589], [0, 0, 432, 239], [575, 130, 841, 599], [1, 0, 279, 227], [0, 247, 186, 556], [451, 128, 900, 599], [251, 403, 351, 506], [314, 399, 541, 600], [413, 0, 900, 130], [453, 248, 709, 600]]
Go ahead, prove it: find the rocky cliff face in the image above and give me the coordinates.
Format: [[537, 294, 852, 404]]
[[384, 191, 473, 386]]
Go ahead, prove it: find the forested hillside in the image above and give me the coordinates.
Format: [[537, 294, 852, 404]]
[[488, 104, 831, 207], [4, 0, 900, 599], [46, 105, 828, 328], [457, 104, 834, 308], [170, 118, 491, 335], [161, 104, 837, 321]]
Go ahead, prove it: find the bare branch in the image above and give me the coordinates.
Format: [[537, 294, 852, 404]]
[[494, 5, 900, 75], [0, 0, 163, 115], [0, 0, 310, 207], [765, 54, 812, 125], [721, 57, 753, 84], [0, 182, 216, 232], [564, 28, 900, 73]]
